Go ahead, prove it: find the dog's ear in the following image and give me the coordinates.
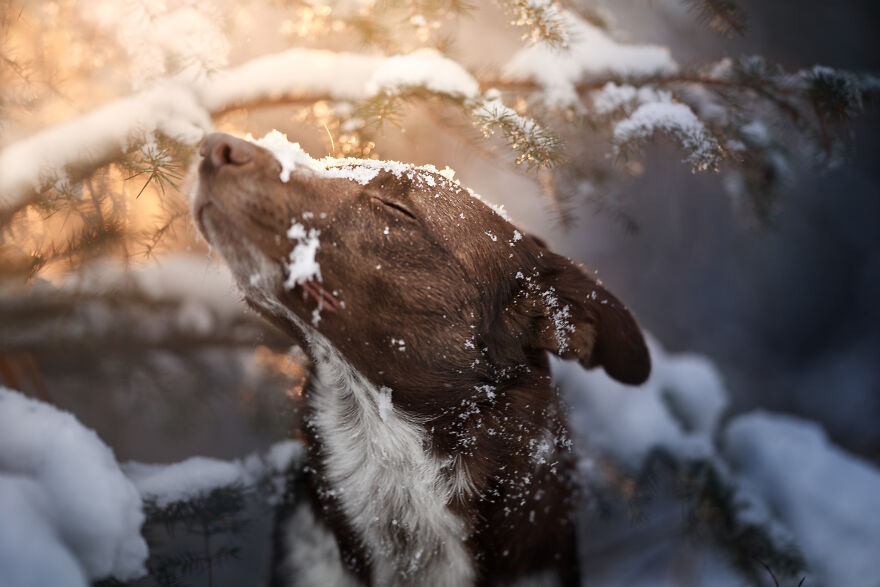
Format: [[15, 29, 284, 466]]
[[522, 250, 651, 385]]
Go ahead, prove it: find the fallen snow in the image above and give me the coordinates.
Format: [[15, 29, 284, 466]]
[[0, 47, 480, 216], [366, 48, 480, 98], [378, 386, 394, 422], [202, 49, 382, 112], [0, 83, 211, 212], [612, 101, 718, 168], [206, 47, 481, 112], [0, 477, 90, 587], [553, 336, 726, 469], [0, 388, 148, 584], [557, 335, 880, 585], [324, 164, 381, 185], [123, 457, 249, 508], [590, 82, 671, 116], [65, 254, 241, 315], [58, 254, 245, 337], [243, 131, 511, 223], [285, 220, 323, 288], [725, 413, 880, 587], [504, 11, 677, 108], [124, 440, 303, 507], [249, 130, 323, 182]]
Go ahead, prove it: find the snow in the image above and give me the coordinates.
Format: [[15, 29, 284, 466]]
[[739, 120, 771, 147], [285, 220, 322, 288], [0, 47, 480, 216], [558, 335, 880, 585], [473, 89, 560, 167], [0, 83, 211, 213], [249, 130, 323, 182], [510, 0, 569, 46], [324, 164, 381, 185], [202, 49, 382, 112], [553, 336, 726, 469], [612, 101, 719, 169], [261, 440, 304, 475], [378, 386, 394, 422], [124, 457, 247, 507], [592, 82, 728, 169], [242, 131, 509, 220], [80, 1, 229, 89], [0, 476, 89, 587], [504, 11, 677, 108], [590, 82, 671, 116], [366, 48, 480, 98], [246, 130, 440, 188], [725, 412, 880, 587], [66, 254, 241, 315], [0, 388, 148, 584], [207, 47, 480, 112], [653, 351, 727, 434], [124, 440, 304, 507]]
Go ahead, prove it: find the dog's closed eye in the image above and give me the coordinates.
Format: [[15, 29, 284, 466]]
[[374, 197, 417, 220]]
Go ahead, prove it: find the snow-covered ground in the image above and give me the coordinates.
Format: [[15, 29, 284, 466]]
[[2, 333, 879, 585], [0, 387, 148, 586], [555, 337, 880, 586]]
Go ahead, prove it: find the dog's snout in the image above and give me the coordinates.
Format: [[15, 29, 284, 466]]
[[200, 133, 255, 169]]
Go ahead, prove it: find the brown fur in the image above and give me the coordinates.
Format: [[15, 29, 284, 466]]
[[194, 133, 650, 586]]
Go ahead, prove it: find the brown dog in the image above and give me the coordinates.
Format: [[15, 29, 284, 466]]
[[193, 132, 650, 586]]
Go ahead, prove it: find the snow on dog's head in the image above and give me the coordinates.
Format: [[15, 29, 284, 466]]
[[192, 130, 650, 394]]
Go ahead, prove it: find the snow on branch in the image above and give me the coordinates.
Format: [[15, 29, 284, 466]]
[[497, 0, 570, 47], [365, 48, 480, 99], [0, 385, 303, 586], [726, 413, 880, 586], [554, 337, 880, 586], [473, 90, 563, 168], [613, 100, 722, 170], [124, 441, 303, 508], [503, 11, 678, 109], [203, 48, 383, 114], [1, 24, 876, 223], [1, 46, 558, 218], [0, 387, 148, 585], [0, 84, 211, 217]]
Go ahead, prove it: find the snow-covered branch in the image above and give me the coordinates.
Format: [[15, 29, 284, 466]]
[[0, 85, 210, 218], [1, 7, 876, 225], [0, 388, 148, 586], [0, 48, 483, 218], [555, 337, 880, 586]]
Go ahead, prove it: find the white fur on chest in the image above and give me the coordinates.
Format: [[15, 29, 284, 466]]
[[224, 246, 475, 586], [306, 334, 475, 586]]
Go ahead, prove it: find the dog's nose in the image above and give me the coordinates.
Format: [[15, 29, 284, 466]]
[[200, 133, 255, 169]]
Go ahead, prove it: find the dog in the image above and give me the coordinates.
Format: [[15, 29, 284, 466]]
[[192, 132, 650, 586]]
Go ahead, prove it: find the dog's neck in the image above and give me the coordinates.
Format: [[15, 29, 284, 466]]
[[230, 244, 571, 585], [303, 327, 476, 586], [245, 270, 478, 585]]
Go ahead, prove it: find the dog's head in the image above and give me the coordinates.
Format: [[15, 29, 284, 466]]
[[193, 132, 650, 393]]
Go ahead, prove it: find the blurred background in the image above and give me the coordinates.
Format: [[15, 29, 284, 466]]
[[0, 0, 878, 584]]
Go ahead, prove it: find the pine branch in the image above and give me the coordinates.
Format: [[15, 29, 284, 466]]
[[122, 143, 185, 199], [1, 42, 876, 230], [496, 0, 570, 47], [473, 92, 563, 168], [677, 457, 808, 584], [679, 0, 747, 37]]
